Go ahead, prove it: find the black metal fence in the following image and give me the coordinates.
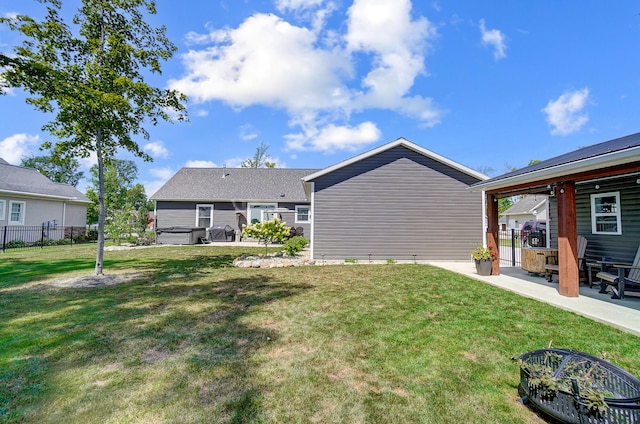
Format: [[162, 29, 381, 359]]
[[1, 225, 98, 252], [497, 227, 547, 267]]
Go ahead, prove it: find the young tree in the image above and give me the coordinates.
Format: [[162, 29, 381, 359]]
[[242, 218, 291, 256], [241, 142, 276, 168], [21, 154, 84, 186], [1, 1, 187, 275]]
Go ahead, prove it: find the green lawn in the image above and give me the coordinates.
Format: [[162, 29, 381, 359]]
[[1, 245, 639, 423]]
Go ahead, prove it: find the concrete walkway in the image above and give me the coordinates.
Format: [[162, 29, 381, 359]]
[[428, 261, 640, 337]]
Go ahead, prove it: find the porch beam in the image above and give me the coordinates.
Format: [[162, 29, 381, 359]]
[[486, 192, 500, 275], [556, 181, 579, 297], [484, 162, 640, 197]]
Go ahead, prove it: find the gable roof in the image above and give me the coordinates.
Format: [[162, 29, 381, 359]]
[[150, 167, 319, 202], [503, 195, 546, 215], [302, 137, 488, 182], [0, 161, 90, 203], [471, 132, 640, 191]]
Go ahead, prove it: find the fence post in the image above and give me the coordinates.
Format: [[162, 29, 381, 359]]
[[41, 223, 45, 249], [511, 229, 516, 266], [2, 226, 6, 253], [70, 226, 74, 247]]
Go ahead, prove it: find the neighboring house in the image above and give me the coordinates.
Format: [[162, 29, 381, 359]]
[[0, 158, 91, 233], [502, 195, 547, 229], [302, 138, 488, 261], [150, 167, 319, 243], [471, 131, 640, 297]]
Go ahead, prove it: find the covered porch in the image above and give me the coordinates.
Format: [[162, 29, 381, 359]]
[[470, 132, 640, 298]]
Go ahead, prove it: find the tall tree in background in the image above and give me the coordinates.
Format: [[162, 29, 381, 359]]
[[1, 0, 187, 275], [21, 154, 84, 187], [241, 142, 276, 168]]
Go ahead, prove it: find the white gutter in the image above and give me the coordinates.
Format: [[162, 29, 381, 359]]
[[470, 146, 640, 191], [0, 189, 92, 203]]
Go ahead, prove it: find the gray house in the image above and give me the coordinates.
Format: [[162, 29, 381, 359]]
[[150, 167, 319, 244], [0, 158, 90, 229], [302, 138, 488, 261], [471, 131, 640, 297]]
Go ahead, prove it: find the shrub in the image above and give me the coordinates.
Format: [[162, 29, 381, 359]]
[[344, 258, 358, 264], [5, 239, 29, 249], [242, 218, 291, 256], [283, 236, 308, 256], [386, 258, 396, 264]]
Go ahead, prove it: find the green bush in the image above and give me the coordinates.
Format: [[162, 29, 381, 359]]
[[242, 218, 291, 255], [283, 236, 308, 256], [5, 239, 29, 249]]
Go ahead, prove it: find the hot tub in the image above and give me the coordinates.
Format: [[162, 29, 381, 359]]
[[155, 227, 206, 245]]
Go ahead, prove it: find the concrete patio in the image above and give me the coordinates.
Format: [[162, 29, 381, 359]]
[[429, 260, 640, 337]]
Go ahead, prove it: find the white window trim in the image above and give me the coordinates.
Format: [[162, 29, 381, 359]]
[[0, 199, 5, 221], [295, 205, 310, 223], [196, 204, 213, 228], [590, 191, 622, 235], [8, 200, 26, 225]]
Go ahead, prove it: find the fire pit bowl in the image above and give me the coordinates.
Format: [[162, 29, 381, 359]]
[[517, 348, 640, 424]]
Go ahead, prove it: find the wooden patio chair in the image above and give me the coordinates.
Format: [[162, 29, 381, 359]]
[[595, 245, 640, 299], [544, 235, 588, 283]]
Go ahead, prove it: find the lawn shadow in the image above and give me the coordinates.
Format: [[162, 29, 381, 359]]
[[0, 256, 312, 422]]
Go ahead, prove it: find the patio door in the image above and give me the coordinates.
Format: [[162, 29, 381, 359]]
[[247, 203, 276, 224]]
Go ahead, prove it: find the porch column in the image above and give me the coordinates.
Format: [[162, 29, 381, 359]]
[[556, 181, 579, 297], [486, 192, 500, 275]]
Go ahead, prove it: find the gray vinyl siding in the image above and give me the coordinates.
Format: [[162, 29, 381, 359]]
[[155, 201, 196, 228], [548, 175, 640, 263], [156, 200, 311, 236], [64, 203, 88, 226], [310, 146, 483, 260]]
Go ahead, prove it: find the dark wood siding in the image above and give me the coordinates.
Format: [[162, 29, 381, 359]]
[[549, 174, 640, 263], [311, 146, 483, 260]]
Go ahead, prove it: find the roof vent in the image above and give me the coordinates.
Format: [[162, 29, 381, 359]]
[[222, 164, 226, 178]]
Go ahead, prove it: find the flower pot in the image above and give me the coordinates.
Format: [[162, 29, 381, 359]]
[[475, 259, 492, 276]]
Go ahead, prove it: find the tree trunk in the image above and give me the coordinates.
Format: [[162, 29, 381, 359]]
[[95, 129, 105, 276]]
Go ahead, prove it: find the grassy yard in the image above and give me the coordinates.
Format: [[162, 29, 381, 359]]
[[1, 245, 639, 423]]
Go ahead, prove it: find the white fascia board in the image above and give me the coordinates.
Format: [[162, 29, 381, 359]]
[[303, 138, 489, 182], [470, 146, 640, 192], [0, 189, 91, 203]]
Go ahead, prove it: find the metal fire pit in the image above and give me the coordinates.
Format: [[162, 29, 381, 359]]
[[518, 348, 640, 424]]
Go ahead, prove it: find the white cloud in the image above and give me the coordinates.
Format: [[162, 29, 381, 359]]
[[240, 124, 259, 141], [285, 121, 381, 153], [194, 109, 209, 117], [185, 160, 217, 168], [149, 167, 174, 180], [143, 167, 175, 198], [543, 88, 590, 136], [143, 141, 169, 159], [168, 13, 350, 112], [345, 0, 439, 120], [0, 133, 39, 164], [479, 19, 506, 60], [169, 0, 441, 153]]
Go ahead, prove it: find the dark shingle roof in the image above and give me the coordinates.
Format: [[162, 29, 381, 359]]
[[0, 161, 90, 202], [481, 132, 640, 185], [150, 168, 319, 202]]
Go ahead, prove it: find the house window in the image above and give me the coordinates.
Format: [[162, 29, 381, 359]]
[[590, 192, 622, 235], [0, 200, 5, 221], [196, 204, 213, 228], [247, 203, 277, 224], [9, 201, 25, 225], [295, 205, 310, 223]]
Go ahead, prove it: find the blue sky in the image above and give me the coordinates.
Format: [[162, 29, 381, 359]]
[[2, 0, 640, 196]]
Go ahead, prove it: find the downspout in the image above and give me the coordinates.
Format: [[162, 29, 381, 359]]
[[62, 201, 67, 227], [309, 182, 315, 260], [481, 190, 487, 248]]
